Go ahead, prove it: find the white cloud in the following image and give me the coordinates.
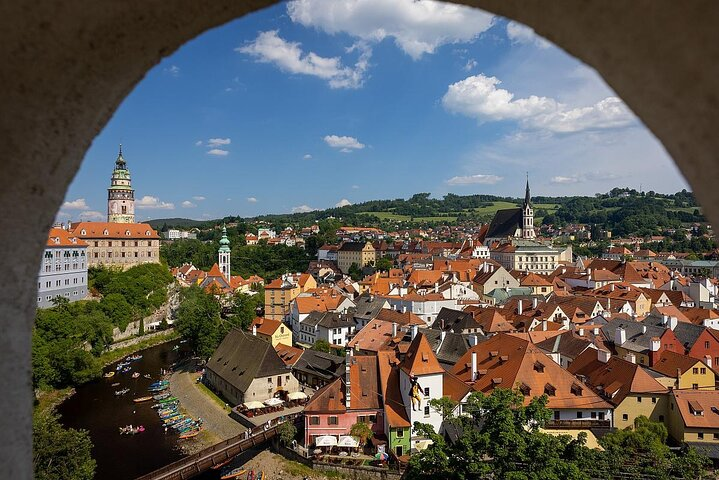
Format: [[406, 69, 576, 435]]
[[335, 199, 352, 207], [506, 21, 551, 49], [247, 197, 258, 203], [207, 148, 229, 156], [446, 174, 503, 186], [237, 30, 371, 89], [62, 198, 89, 210], [287, 0, 495, 60], [550, 171, 620, 185], [550, 176, 579, 185], [292, 205, 317, 213], [194, 140, 203, 146], [192, 196, 206, 201], [136, 196, 175, 210], [181, 201, 197, 208], [79, 210, 104, 221], [207, 138, 231, 148], [351, 184, 360, 189], [164, 65, 181, 76], [303, 154, 313, 160], [324, 135, 365, 151], [442, 74, 634, 133], [464, 59, 477, 72]]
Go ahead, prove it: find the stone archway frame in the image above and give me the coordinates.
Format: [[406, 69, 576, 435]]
[[2, 1, 718, 477]]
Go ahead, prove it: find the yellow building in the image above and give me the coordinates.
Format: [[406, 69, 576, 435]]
[[649, 350, 716, 390], [668, 390, 719, 445], [568, 348, 669, 430], [248, 317, 292, 347], [337, 241, 376, 274], [264, 273, 316, 321], [70, 222, 160, 269]]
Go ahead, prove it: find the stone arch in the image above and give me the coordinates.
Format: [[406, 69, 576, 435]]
[[2, 1, 718, 477]]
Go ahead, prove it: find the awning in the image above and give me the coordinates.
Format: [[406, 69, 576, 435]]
[[287, 391, 308, 400], [243, 401, 265, 410], [315, 435, 338, 447], [264, 397, 283, 406], [338, 435, 359, 448]]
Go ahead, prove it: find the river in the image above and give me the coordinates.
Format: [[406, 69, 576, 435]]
[[58, 339, 194, 480]]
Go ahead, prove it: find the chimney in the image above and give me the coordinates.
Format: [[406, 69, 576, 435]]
[[615, 326, 627, 345], [345, 352, 352, 409], [598, 349, 611, 363], [470, 334, 478, 347], [607, 298, 611, 311], [402, 305, 407, 314], [650, 336, 661, 366], [593, 327, 600, 335], [626, 352, 636, 364], [642, 325, 647, 334], [541, 320, 548, 331], [252, 324, 257, 336], [578, 327, 585, 336], [706, 355, 713, 369], [532, 297, 538, 309], [411, 325, 418, 340], [669, 316, 678, 330], [518, 300, 523, 316], [392, 322, 398, 338], [610, 283, 615, 292], [662, 314, 669, 325], [440, 330, 446, 346], [471, 351, 478, 381]]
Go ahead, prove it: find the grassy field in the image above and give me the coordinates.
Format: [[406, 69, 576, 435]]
[[196, 381, 231, 413], [355, 201, 559, 224]]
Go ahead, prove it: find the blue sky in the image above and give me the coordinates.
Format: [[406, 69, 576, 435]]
[[59, 0, 688, 222]]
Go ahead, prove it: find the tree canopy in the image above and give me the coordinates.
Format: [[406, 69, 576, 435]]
[[33, 410, 95, 480]]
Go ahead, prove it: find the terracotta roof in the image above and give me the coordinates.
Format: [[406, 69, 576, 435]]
[[399, 333, 445, 376], [650, 350, 706, 377], [46, 227, 88, 247], [536, 331, 594, 359], [375, 308, 425, 326], [443, 371, 472, 403], [207, 263, 224, 278], [520, 272, 552, 287], [450, 333, 612, 410], [70, 222, 159, 239], [672, 390, 719, 429], [568, 348, 667, 405], [249, 317, 283, 336], [681, 307, 719, 326], [407, 270, 444, 286], [475, 309, 515, 333], [377, 351, 410, 428], [347, 318, 398, 353], [304, 355, 381, 413], [275, 343, 304, 366]]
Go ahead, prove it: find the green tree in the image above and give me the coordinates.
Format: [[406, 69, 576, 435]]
[[277, 421, 297, 447], [348, 262, 363, 281], [33, 410, 95, 480], [375, 256, 393, 272], [311, 339, 331, 354], [230, 289, 264, 331], [174, 285, 222, 358], [349, 421, 373, 447]]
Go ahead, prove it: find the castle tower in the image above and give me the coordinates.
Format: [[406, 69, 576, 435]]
[[218, 224, 231, 282], [522, 175, 535, 239], [107, 145, 135, 223]]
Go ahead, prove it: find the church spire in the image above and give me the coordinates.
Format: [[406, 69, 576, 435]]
[[115, 144, 127, 170], [524, 172, 531, 208]]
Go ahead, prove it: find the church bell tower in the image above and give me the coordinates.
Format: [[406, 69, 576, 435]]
[[107, 145, 135, 223], [522, 175, 536, 239], [218, 225, 231, 282]]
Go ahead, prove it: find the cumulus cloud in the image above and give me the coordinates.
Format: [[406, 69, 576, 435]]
[[247, 197, 258, 203], [181, 201, 197, 208], [442, 74, 634, 134], [292, 205, 317, 213], [136, 196, 175, 210], [303, 154, 313, 160], [464, 59, 478, 72], [62, 198, 89, 210], [287, 0, 495, 60], [207, 148, 229, 156], [192, 196, 206, 201], [79, 210, 104, 221], [194, 140, 203, 146], [550, 172, 620, 185], [446, 174, 503, 186], [324, 135, 365, 151], [164, 65, 181, 76], [550, 176, 580, 185], [506, 21, 551, 49], [335, 199, 352, 207], [237, 30, 371, 89], [351, 184, 360, 189], [207, 138, 231, 148]]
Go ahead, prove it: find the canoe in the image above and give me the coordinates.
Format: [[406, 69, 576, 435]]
[[258, 472, 265, 480], [247, 470, 255, 480], [211, 459, 232, 470], [131, 372, 140, 378], [104, 371, 115, 378], [179, 429, 201, 439], [220, 468, 246, 480], [133, 396, 153, 403]]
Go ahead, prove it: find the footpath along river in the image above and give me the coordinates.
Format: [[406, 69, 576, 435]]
[[58, 339, 194, 480]]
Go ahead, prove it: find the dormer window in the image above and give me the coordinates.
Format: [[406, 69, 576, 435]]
[[145, 231, 151, 236], [492, 377, 503, 385], [571, 383, 583, 396], [125, 230, 131, 236], [519, 383, 531, 396], [53, 237, 60, 244], [489, 351, 499, 358], [103, 229, 108, 236], [534, 361, 545, 373], [689, 400, 704, 416], [544, 383, 556, 396]]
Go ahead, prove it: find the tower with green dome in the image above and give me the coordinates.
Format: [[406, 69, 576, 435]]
[[107, 145, 135, 223], [218, 224, 231, 281]]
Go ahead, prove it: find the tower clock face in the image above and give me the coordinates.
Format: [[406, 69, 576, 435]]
[[111, 202, 118, 213]]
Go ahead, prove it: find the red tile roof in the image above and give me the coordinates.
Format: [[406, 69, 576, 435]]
[[70, 222, 159, 239], [46, 227, 88, 247]]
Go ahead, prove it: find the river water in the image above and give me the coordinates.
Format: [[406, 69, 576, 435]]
[[58, 339, 194, 480]]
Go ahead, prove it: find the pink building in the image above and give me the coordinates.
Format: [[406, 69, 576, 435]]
[[303, 354, 384, 446]]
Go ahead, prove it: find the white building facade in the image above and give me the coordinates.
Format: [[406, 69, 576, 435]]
[[37, 228, 88, 308]]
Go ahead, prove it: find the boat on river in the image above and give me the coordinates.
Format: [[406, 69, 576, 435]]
[[111, 382, 120, 387], [119, 425, 145, 435], [115, 388, 130, 396], [247, 470, 255, 480], [104, 371, 115, 378], [133, 396, 153, 403], [131, 372, 140, 378], [220, 468, 246, 479], [179, 428, 201, 439]]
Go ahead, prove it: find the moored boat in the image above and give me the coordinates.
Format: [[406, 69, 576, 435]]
[[179, 428, 201, 439], [220, 468, 246, 480], [133, 396, 153, 403], [104, 371, 115, 378], [131, 372, 140, 378]]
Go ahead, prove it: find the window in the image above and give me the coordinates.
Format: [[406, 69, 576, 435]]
[[637, 397, 642, 403], [554, 410, 560, 420], [659, 415, 664, 422], [714, 433, 719, 440], [357, 416, 366, 424], [693, 367, 699, 374], [652, 397, 657, 404], [396, 428, 404, 438], [705, 341, 711, 349], [396, 446, 403, 457], [622, 414, 629, 421], [544, 384, 556, 396], [591, 412, 597, 419], [701, 368, 707, 374], [693, 383, 699, 390], [328, 416, 338, 425], [698, 432, 704, 440], [424, 406, 430, 417], [310, 416, 320, 425], [576, 411, 583, 419]]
